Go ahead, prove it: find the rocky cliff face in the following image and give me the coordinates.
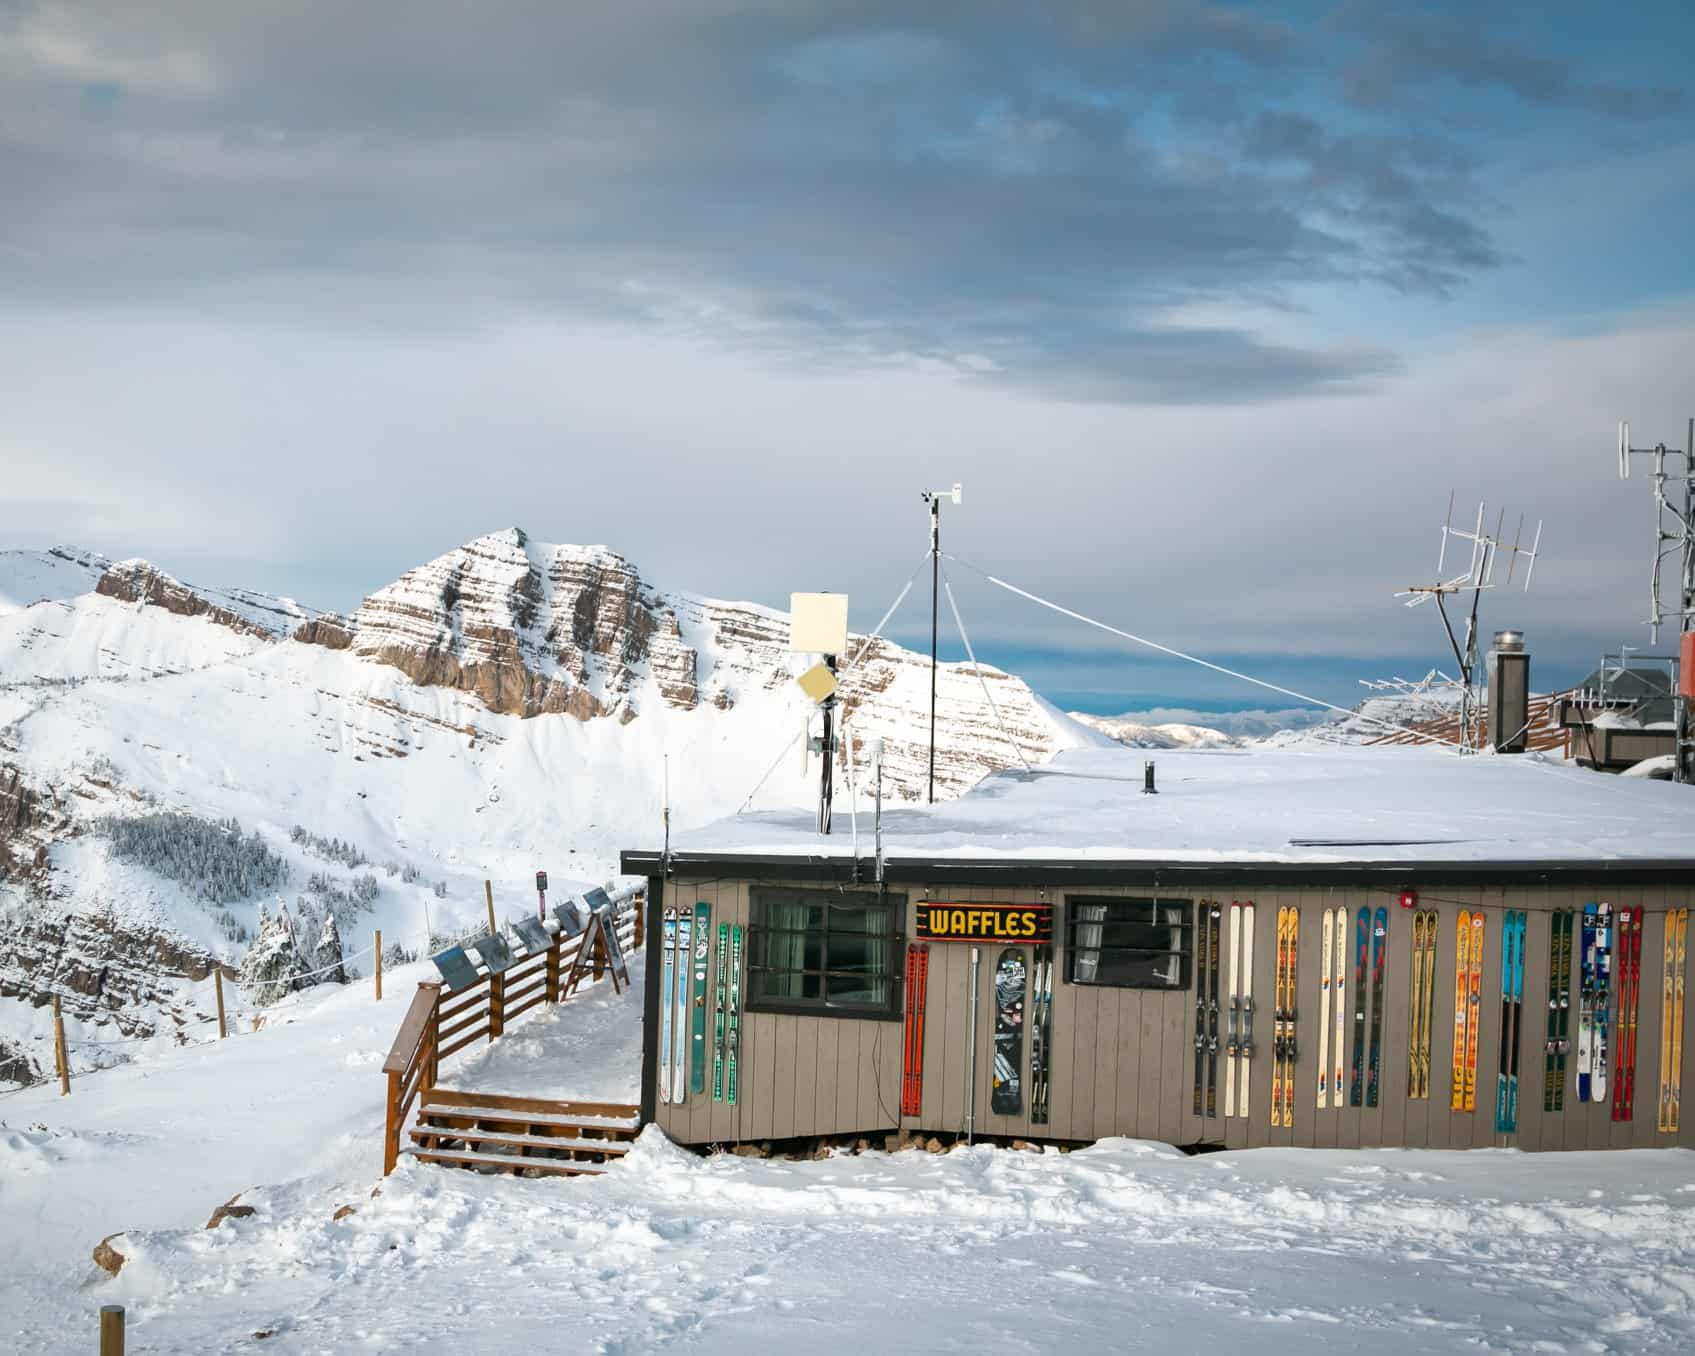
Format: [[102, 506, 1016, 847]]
[[297, 528, 1078, 798], [94, 560, 310, 640]]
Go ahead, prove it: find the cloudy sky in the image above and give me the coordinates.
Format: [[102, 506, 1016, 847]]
[[5, 1, 1694, 714]]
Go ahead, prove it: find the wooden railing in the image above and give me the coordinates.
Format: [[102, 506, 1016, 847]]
[[380, 910, 640, 1175]]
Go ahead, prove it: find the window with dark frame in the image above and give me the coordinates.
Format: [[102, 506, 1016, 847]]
[[746, 887, 903, 1019], [1065, 896, 1193, 989]]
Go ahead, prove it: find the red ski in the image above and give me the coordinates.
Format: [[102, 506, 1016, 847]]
[[1614, 911, 1644, 1122], [902, 943, 930, 1116]]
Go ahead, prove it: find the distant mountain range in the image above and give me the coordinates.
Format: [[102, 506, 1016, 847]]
[[1067, 706, 1328, 749], [0, 531, 1102, 1089]]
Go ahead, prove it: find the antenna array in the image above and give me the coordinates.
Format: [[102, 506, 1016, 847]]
[[1616, 417, 1695, 782], [1395, 494, 1544, 754]]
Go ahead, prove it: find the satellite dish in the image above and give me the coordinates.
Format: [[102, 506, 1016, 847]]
[[789, 592, 849, 655]]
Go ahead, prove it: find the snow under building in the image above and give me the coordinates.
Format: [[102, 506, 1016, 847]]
[[623, 744, 1695, 1154]]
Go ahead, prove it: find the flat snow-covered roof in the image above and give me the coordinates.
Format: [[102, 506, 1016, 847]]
[[631, 744, 1695, 875]]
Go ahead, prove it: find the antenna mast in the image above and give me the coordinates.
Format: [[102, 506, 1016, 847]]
[[920, 483, 961, 803], [1618, 417, 1695, 782], [1397, 494, 1542, 754]]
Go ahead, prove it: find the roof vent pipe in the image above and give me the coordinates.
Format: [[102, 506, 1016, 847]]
[[1143, 760, 1158, 795], [1489, 630, 1531, 753]]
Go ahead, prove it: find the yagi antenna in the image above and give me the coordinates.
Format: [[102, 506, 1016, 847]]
[[1395, 493, 1545, 754]]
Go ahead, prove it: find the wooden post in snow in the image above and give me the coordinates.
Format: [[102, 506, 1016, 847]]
[[99, 1304, 125, 1356], [214, 970, 227, 1039], [485, 879, 497, 937], [51, 994, 69, 1096], [634, 896, 645, 950], [374, 930, 383, 1002]]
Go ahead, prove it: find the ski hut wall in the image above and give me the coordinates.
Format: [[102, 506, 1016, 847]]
[[639, 872, 1695, 1153]]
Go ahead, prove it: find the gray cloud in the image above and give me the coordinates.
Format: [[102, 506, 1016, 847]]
[[0, 1, 1522, 404], [1333, 2, 1683, 117]]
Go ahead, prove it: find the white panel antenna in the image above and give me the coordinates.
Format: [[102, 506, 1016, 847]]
[[790, 592, 850, 655]]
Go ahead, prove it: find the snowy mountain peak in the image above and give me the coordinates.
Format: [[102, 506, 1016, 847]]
[[0, 545, 113, 614], [1068, 712, 1241, 750]]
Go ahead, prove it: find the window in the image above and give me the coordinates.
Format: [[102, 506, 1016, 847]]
[[1066, 897, 1192, 989], [746, 887, 902, 1020]]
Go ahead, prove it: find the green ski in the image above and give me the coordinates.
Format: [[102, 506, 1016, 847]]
[[713, 922, 728, 1101], [728, 924, 742, 1105], [690, 902, 711, 1096]]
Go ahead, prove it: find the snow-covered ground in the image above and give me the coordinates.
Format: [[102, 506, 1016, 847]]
[[6, 940, 1695, 1354]]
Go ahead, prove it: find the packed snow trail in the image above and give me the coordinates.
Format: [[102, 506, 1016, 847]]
[[5, 943, 1695, 1354]]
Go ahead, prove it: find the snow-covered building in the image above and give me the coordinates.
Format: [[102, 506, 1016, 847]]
[[624, 745, 1695, 1155]]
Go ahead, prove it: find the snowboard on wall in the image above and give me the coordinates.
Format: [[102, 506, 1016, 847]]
[[689, 902, 711, 1097], [991, 948, 1028, 1116], [659, 907, 677, 1105]]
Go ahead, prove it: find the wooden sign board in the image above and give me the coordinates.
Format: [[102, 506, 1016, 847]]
[[564, 907, 626, 996], [916, 900, 1052, 945]]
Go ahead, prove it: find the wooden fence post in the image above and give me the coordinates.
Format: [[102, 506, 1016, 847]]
[[383, 1067, 402, 1176], [52, 995, 69, 1096], [634, 898, 645, 950], [214, 970, 227, 1039], [374, 930, 383, 1002], [485, 880, 497, 936], [99, 1304, 125, 1356], [545, 937, 561, 1004], [488, 973, 505, 1042]]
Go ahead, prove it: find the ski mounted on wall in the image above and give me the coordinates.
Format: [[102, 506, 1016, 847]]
[[1613, 908, 1643, 1122], [726, 924, 742, 1106], [1495, 910, 1526, 1135], [1031, 944, 1054, 1125], [1545, 909, 1573, 1113], [659, 907, 678, 1105], [1662, 909, 1688, 1135], [1224, 902, 1256, 1118], [1366, 907, 1387, 1108], [1317, 906, 1335, 1109], [1407, 909, 1437, 1101], [1271, 906, 1299, 1129], [902, 943, 930, 1117], [713, 922, 729, 1102], [689, 902, 711, 1097], [1349, 907, 1370, 1107]]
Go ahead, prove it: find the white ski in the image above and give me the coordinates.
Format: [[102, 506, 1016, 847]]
[[1225, 903, 1241, 1119], [1317, 906, 1334, 1108], [671, 910, 692, 1103], [659, 907, 677, 1104], [1239, 902, 1256, 1117], [1330, 905, 1347, 1108]]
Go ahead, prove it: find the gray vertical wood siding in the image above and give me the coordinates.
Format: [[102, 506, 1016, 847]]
[[650, 876, 1695, 1152]]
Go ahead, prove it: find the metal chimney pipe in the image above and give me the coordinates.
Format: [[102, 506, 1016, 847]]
[[1488, 630, 1530, 753]]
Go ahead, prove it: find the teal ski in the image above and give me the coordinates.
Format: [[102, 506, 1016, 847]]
[[728, 924, 742, 1105], [713, 922, 729, 1101]]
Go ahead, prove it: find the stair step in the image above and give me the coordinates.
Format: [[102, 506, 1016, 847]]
[[420, 1109, 640, 1138], [419, 1101, 640, 1132], [410, 1127, 632, 1156], [421, 1088, 639, 1122], [407, 1147, 606, 1177]]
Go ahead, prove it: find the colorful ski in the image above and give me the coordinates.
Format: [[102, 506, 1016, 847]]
[[1496, 911, 1526, 1134], [1330, 905, 1347, 1108], [688, 902, 710, 1097], [1577, 902, 1599, 1102], [1670, 910, 1687, 1134], [1366, 907, 1387, 1108], [1271, 906, 1292, 1127], [1349, 906, 1370, 1107], [1463, 912, 1485, 1113], [1031, 944, 1053, 1124], [1317, 906, 1335, 1108], [1594, 902, 1614, 1104], [1406, 910, 1432, 1100], [902, 943, 930, 1117], [1451, 911, 1473, 1111], [726, 924, 742, 1105], [1545, 909, 1573, 1113], [1507, 910, 1525, 1131], [713, 922, 728, 1102], [659, 907, 677, 1105], [991, 948, 1027, 1115], [1614, 908, 1643, 1122], [671, 908, 691, 1102]]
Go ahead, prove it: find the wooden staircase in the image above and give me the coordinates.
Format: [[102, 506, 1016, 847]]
[[407, 1089, 641, 1178]]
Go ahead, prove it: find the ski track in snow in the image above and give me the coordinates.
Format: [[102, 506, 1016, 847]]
[[2, 948, 1693, 1354]]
